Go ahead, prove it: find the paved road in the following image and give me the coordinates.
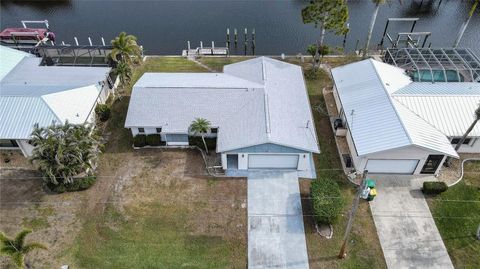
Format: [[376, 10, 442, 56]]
[[248, 171, 309, 269], [369, 175, 454, 269]]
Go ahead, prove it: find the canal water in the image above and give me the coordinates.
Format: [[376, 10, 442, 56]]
[[1, 0, 479, 55]]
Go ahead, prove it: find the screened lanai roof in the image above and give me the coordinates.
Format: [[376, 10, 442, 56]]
[[384, 48, 480, 83]]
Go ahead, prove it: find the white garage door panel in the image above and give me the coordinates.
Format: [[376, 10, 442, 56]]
[[248, 154, 299, 169], [366, 159, 419, 174]]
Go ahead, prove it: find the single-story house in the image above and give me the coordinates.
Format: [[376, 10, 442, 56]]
[[0, 45, 113, 156], [331, 58, 480, 175], [125, 57, 320, 178]]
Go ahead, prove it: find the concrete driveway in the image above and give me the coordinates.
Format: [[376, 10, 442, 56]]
[[369, 175, 453, 269], [248, 171, 309, 269]]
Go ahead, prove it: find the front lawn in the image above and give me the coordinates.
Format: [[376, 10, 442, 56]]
[[428, 161, 480, 268]]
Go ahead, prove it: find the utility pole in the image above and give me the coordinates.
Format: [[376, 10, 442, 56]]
[[453, 0, 478, 48], [338, 170, 368, 259], [476, 223, 480, 240]]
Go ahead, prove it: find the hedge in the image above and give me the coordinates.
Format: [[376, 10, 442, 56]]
[[146, 134, 161, 146], [311, 178, 344, 225], [95, 104, 111, 122], [133, 134, 146, 147], [422, 181, 448, 195], [46, 175, 97, 193], [188, 136, 217, 150]]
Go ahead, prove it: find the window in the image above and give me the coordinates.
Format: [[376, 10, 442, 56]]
[[211, 127, 218, 134], [138, 128, 145, 133], [156, 128, 162, 133], [451, 138, 471, 145], [0, 139, 19, 148]]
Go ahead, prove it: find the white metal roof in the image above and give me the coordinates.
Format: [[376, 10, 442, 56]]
[[0, 53, 109, 140], [0, 45, 33, 81], [125, 57, 320, 153], [331, 59, 459, 157]]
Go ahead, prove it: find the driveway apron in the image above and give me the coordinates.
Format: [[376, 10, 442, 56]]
[[369, 175, 454, 269], [248, 171, 309, 269]]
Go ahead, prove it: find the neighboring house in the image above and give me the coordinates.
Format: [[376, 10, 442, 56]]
[[331, 58, 480, 175], [0, 45, 113, 156], [125, 57, 320, 178]]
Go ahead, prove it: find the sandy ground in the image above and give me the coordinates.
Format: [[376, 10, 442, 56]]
[[0, 149, 247, 268]]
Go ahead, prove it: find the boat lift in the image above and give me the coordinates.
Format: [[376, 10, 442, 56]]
[[379, 18, 432, 49]]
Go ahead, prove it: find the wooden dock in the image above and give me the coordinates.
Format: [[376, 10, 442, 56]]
[[182, 47, 228, 58]]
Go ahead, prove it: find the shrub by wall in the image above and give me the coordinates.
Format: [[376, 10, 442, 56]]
[[310, 178, 344, 225], [95, 104, 111, 122], [146, 134, 161, 146], [422, 181, 448, 195], [133, 134, 146, 147]]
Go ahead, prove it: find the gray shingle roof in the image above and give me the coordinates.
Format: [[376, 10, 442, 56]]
[[125, 57, 320, 153]]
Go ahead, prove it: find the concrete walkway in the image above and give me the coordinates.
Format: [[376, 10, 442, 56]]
[[248, 171, 309, 269], [369, 175, 454, 269]]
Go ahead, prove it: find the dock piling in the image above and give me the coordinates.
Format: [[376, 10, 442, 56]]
[[251, 28, 256, 55], [234, 28, 238, 47], [226, 28, 230, 47], [200, 41, 203, 49], [187, 41, 191, 50], [244, 28, 248, 55]]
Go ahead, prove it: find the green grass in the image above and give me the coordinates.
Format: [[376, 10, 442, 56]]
[[428, 161, 480, 268], [197, 56, 253, 72], [72, 204, 232, 269]]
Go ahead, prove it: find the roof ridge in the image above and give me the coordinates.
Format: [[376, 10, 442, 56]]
[[369, 59, 415, 145], [38, 95, 62, 125]]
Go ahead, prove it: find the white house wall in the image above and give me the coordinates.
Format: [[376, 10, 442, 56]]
[[455, 138, 480, 153], [17, 140, 34, 157]]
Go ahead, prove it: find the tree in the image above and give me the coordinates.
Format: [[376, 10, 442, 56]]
[[110, 32, 142, 65], [455, 104, 480, 151], [113, 61, 132, 87], [302, 0, 349, 70], [453, 0, 478, 48], [30, 122, 102, 186], [306, 44, 330, 69], [363, 0, 387, 57], [0, 229, 47, 269], [189, 118, 211, 154]]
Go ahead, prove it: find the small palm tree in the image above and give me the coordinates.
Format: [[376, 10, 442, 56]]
[[110, 32, 142, 65], [363, 0, 387, 57], [30, 122, 102, 186], [113, 61, 132, 87], [190, 118, 211, 154], [0, 229, 47, 269]]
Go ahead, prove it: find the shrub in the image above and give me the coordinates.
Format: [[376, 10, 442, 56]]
[[304, 68, 321, 80], [146, 134, 161, 146], [133, 134, 146, 147], [188, 136, 216, 150], [47, 175, 96, 193], [95, 104, 111, 122], [311, 178, 344, 225], [422, 181, 448, 195]]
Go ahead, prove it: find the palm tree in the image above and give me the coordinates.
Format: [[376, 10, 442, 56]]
[[455, 104, 480, 151], [30, 122, 102, 186], [189, 118, 211, 154], [113, 61, 132, 87], [0, 229, 47, 269], [110, 32, 142, 65], [453, 0, 478, 48], [363, 0, 387, 57]]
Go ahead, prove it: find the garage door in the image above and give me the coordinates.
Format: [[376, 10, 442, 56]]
[[366, 159, 419, 174], [248, 154, 299, 169]]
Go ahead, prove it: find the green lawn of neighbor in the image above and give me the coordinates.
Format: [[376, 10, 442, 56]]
[[428, 161, 480, 268]]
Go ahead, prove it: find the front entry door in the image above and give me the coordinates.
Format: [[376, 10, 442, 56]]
[[421, 155, 444, 174]]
